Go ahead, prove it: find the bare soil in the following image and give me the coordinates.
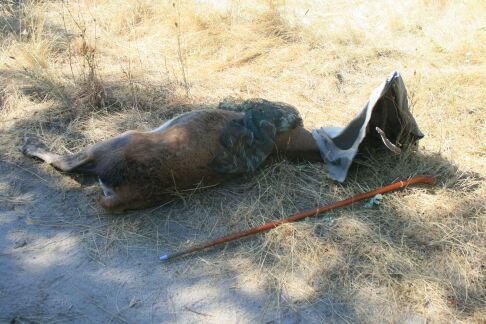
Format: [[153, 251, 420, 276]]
[[0, 160, 352, 323]]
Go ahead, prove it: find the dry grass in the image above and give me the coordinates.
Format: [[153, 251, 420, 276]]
[[1, 0, 485, 322]]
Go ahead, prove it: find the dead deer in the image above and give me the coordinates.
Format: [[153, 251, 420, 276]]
[[18, 99, 320, 212], [19, 73, 424, 212]]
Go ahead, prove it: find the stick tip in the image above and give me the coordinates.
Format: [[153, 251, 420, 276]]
[[159, 254, 169, 261]]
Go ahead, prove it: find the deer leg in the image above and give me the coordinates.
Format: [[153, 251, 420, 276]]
[[273, 127, 322, 162], [18, 136, 94, 173]]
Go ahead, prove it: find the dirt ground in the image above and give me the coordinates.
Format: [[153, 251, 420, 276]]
[[0, 160, 354, 323], [1, 0, 485, 323]]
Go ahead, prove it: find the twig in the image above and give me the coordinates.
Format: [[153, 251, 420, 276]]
[[0, 159, 48, 182], [61, 1, 76, 82], [183, 306, 212, 317], [173, 1, 190, 96]]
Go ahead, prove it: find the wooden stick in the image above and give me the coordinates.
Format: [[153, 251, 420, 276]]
[[160, 176, 436, 261]]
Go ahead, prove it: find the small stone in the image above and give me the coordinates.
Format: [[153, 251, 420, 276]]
[[14, 240, 27, 249], [129, 297, 141, 308]]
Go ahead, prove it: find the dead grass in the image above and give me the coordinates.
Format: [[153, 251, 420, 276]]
[[1, 0, 485, 322]]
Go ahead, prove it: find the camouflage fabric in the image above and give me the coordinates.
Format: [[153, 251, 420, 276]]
[[210, 99, 302, 173]]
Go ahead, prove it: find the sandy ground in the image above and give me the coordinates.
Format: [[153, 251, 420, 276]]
[[0, 160, 353, 323], [2, 2, 484, 321]]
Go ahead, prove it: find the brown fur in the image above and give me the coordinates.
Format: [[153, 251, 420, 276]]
[[19, 109, 320, 211]]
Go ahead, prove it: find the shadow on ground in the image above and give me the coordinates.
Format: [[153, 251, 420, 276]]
[[0, 23, 483, 320], [1, 129, 484, 322]]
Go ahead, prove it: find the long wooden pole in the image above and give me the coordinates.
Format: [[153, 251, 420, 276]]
[[160, 176, 436, 261]]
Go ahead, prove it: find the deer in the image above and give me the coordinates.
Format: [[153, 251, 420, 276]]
[[18, 73, 424, 212], [18, 99, 321, 212]]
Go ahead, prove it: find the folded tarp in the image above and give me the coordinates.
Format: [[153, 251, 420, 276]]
[[312, 71, 424, 182]]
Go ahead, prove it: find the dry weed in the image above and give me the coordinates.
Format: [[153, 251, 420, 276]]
[[1, 0, 485, 322]]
